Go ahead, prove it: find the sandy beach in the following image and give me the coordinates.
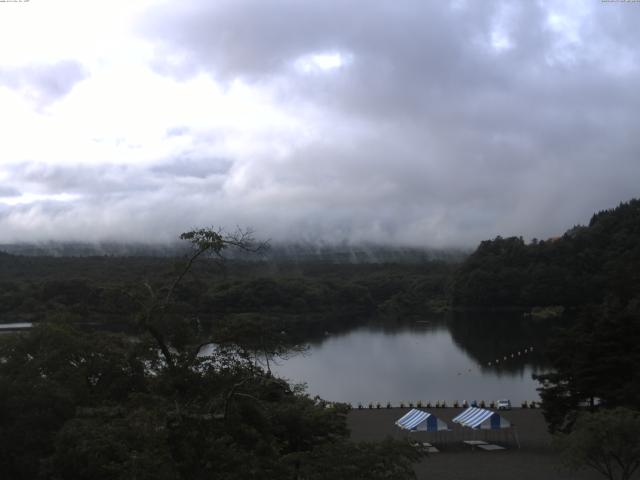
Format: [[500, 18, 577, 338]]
[[348, 408, 632, 480]]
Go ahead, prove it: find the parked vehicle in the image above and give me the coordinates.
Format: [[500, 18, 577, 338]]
[[496, 399, 511, 410]]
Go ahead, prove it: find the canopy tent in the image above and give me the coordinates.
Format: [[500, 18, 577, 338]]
[[452, 407, 511, 430], [395, 409, 449, 432]]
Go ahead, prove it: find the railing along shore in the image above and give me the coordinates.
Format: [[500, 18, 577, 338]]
[[345, 400, 540, 410]]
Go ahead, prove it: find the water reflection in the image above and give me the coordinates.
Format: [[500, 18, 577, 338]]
[[449, 312, 550, 375], [273, 314, 551, 405]]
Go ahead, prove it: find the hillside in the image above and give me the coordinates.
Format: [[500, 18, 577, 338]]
[[452, 199, 640, 309]]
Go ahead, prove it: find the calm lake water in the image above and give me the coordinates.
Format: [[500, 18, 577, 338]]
[[272, 314, 552, 405], [2, 315, 553, 404]]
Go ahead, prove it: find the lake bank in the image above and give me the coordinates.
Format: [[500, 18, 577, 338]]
[[348, 408, 610, 480]]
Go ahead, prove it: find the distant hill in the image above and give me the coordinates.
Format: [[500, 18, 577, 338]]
[[0, 242, 187, 258], [0, 241, 468, 265], [0, 240, 458, 327], [452, 198, 640, 308], [253, 242, 468, 264]]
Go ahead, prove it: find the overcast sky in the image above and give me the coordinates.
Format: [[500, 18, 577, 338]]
[[0, 0, 638, 247]]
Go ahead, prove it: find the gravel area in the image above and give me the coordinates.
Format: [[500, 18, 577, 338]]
[[347, 408, 635, 480]]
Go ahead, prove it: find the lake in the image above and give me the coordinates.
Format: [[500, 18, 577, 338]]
[[272, 314, 553, 406], [2, 314, 554, 405]]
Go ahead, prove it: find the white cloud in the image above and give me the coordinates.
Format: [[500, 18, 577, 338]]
[[0, 193, 81, 207], [295, 52, 352, 73]]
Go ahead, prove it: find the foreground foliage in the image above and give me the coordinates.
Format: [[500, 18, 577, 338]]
[[0, 228, 419, 479], [534, 301, 640, 433], [1, 322, 418, 479], [556, 408, 640, 480]]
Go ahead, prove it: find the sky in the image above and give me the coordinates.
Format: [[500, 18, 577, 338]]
[[0, 0, 639, 247]]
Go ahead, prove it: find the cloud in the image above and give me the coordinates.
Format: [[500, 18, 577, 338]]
[[151, 157, 232, 179], [5, 162, 154, 196], [0, 186, 21, 198], [0, 159, 231, 243], [132, 0, 640, 245], [1, 1, 639, 247], [0, 60, 87, 106]]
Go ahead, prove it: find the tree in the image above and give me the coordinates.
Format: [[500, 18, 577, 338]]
[[535, 303, 640, 433], [452, 198, 640, 309], [556, 408, 640, 480], [128, 227, 265, 371], [0, 322, 151, 480]]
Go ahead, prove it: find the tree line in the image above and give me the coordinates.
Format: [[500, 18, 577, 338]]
[[452, 199, 640, 309], [0, 251, 454, 338]]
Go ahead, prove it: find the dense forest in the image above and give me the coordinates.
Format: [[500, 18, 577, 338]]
[[0, 252, 454, 339], [452, 199, 640, 309]]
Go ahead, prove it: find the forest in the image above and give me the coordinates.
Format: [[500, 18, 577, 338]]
[[451, 199, 640, 309], [0, 251, 454, 340]]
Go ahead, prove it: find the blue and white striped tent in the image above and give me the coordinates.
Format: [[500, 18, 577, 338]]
[[452, 407, 511, 430], [395, 409, 449, 432]]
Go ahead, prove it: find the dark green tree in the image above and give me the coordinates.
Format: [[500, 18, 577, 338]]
[[452, 198, 640, 309], [556, 408, 640, 480], [535, 303, 640, 433]]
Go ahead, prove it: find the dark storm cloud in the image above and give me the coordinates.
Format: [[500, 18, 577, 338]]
[[0, 60, 87, 105]]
